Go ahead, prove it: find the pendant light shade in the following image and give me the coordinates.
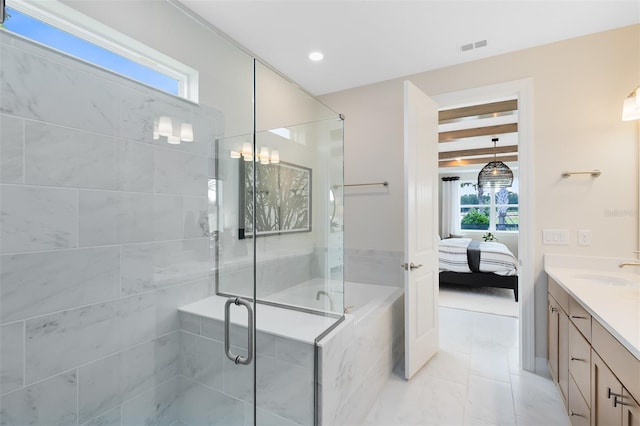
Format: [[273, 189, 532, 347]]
[[478, 138, 513, 189]]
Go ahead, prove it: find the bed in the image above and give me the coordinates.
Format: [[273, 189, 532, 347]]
[[438, 237, 519, 301]]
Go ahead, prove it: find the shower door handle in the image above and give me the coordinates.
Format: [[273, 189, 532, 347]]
[[224, 297, 255, 366]]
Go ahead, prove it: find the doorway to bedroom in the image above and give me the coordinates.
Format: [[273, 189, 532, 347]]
[[437, 96, 520, 318]]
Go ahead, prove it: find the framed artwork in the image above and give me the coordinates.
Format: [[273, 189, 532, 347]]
[[241, 161, 311, 237]]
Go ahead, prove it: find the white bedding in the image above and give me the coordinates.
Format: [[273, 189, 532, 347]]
[[439, 238, 518, 276]]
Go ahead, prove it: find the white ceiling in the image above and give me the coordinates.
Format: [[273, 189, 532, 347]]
[[180, 1, 640, 96]]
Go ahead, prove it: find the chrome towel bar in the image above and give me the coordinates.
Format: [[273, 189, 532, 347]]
[[561, 170, 601, 178]]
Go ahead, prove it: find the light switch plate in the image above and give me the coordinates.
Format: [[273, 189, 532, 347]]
[[543, 229, 570, 245]]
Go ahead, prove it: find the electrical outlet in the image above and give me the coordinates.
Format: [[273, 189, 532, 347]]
[[578, 230, 592, 246]]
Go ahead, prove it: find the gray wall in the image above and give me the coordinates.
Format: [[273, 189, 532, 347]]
[[0, 31, 220, 425]]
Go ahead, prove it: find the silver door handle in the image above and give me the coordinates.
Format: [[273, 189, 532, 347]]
[[401, 262, 423, 271], [224, 297, 254, 366]]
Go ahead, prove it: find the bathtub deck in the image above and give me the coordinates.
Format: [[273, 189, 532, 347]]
[[179, 295, 343, 344]]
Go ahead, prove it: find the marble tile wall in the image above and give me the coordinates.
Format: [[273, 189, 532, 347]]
[[344, 248, 404, 287], [0, 32, 221, 425], [178, 312, 315, 425], [318, 292, 404, 426]]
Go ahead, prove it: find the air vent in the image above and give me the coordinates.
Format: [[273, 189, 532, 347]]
[[459, 39, 488, 53], [460, 43, 474, 52]]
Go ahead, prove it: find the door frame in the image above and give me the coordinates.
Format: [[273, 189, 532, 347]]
[[432, 78, 535, 372]]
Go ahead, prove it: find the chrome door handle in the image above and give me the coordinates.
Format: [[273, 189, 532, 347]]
[[224, 297, 254, 366], [401, 262, 423, 271]]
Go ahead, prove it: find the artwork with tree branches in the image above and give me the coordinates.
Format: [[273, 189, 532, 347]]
[[243, 161, 311, 236]]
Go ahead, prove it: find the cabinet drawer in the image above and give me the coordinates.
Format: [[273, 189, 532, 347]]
[[568, 374, 590, 426], [569, 322, 591, 405], [568, 297, 591, 342], [548, 277, 569, 314]]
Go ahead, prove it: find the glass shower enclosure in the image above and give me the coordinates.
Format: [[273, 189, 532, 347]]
[[0, 1, 344, 425]]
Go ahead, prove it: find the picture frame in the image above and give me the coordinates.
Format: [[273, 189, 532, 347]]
[[240, 160, 312, 237]]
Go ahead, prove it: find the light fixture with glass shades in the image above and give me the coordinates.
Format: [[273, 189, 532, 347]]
[[622, 86, 640, 121], [153, 116, 195, 144], [478, 137, 514, 189]]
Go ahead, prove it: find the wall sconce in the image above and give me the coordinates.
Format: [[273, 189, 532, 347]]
[[622, 86, 640, 121], [180, 123, 194, 142], [153, 116, 195, 144]]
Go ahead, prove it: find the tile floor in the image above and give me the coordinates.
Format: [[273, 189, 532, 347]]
[[363, 307, 570, 426]]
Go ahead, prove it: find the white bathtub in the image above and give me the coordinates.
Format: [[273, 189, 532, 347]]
[[180, 281, 404, 426], [317, 282, 404, 426], [267, 278, 401, 319]]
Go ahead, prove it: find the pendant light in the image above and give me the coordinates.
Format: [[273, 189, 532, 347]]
[[478, 137, 513, 189]]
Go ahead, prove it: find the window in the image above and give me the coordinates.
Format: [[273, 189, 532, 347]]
[[459, 179, 519, 232], [3, 1, 198, 101]]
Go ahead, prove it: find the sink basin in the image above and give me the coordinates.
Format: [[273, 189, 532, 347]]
[[573, 273, 639, 287]]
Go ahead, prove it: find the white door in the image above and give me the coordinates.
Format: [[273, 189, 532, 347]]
[[403, 80, 439, 380]]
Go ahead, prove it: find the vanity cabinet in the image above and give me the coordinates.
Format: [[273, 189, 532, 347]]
[[591, 350, 622, 426], [548, 280, 570, 405], [547, 276, 640, 426], [622, 389, 640, 426]]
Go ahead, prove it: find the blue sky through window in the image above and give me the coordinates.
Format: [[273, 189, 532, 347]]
[[4, 8, 179, 95]]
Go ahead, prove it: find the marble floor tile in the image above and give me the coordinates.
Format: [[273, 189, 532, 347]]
[[364, 307, 569, 426], [469, 346, 511, 383], [465, 374, 516, 425], [511, 372, 570, 426]]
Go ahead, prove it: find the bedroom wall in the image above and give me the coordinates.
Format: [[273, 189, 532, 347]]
[[320, 24, 640, 367]]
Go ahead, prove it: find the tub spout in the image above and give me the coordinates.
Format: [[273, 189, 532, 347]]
[[315, 290, 335, 312]]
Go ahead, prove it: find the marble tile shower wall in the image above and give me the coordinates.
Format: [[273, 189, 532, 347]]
[[0, 33, 223, 425], [344, 249, 403, 287], [178, 312, 314, 425]]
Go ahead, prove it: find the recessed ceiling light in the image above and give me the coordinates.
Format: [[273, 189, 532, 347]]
[[309, 51, 324, 61]]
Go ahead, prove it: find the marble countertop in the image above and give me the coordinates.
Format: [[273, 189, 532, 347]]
[[544, 254, 640, 360]]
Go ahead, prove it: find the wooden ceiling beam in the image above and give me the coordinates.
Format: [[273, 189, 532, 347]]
[[439, 144, 518, 160], [439, 123, 518, 142], [439, 154, 518, 168], [439, 99, 518, 122]]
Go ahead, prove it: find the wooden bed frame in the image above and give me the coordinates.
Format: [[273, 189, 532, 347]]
[[439, 271, 518, 302]]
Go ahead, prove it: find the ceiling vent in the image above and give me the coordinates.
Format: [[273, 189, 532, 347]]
[[459, 39, 488, 53]]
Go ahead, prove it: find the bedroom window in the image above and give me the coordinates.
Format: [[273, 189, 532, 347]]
[[460, 179, 519, 232], [2, 1, 199, 101]]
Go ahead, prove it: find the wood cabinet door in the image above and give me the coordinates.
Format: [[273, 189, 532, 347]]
[[623, 389, 640, 426], [591, 350, 622, 426], [559, 308, 570, 405], [548, 295, 560, 382]]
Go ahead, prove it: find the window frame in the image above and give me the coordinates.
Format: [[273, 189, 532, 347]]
[[5, 0, 199, 102], [459, 179, 519, 233]]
